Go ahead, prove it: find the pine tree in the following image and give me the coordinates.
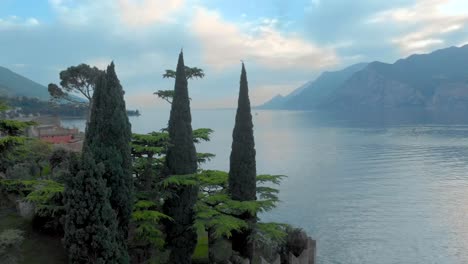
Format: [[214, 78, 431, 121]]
[[228, 62, 257, 260], [163, 50, 199, 264], [83, 62, 133, 262], [63, 152, 120, 264], [0, 101, 35, 172]]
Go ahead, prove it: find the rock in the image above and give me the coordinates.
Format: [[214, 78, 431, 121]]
[[16, 200, 35, 220], [306, 238, 316, 264], [272, 255, 281, 264], [286, 237, 316, 264], [260, 256, 280, 264], [230, 254, 250, 264], [209, 237, 232, 264]]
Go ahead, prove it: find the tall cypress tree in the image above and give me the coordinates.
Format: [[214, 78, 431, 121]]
[[163, 50, 199, 264], [63, 152, 120, 264], [228, 62, 257, 260], [84, 62, 133, 263]]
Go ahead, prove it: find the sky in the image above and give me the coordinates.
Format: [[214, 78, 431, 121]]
[[1, 0, 468, 109]]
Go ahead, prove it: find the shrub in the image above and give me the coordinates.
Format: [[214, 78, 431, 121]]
[[0, 229, 25, 264]]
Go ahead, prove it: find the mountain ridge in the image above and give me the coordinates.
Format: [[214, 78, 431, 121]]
[[258, 45, 468, 111], [0, 66, 50, 100]]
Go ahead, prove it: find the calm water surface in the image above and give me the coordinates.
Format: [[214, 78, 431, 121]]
[[63, 109, 468, 264]]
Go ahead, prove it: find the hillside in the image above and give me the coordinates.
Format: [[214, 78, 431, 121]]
[[0, 66, 50, 100], [259, 45, 468, 111]]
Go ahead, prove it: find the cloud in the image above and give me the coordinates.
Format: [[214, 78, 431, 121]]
[[0, 16, 40, 29], [118, 0, 185, 26], [49, 0, 185, 28], [369, 0, 468, 55], [49, 0, 115, 26], [191, 7, 339, 71], [125, 91, 167, 109]]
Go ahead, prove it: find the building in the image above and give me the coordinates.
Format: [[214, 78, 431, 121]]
[[26, 116, 84, 152]]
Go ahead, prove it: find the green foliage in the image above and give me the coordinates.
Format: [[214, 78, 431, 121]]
[[132, 210, 172, 222], [0, 96, 88, 118], [256, 174, 286, 185], [48, 63, 103, 104], [228, 62, 257, 259], [255, 223, 289, 242], [163, 51, 200, 264], [63, 153, 122, 264], [0, 101, 7, 112], [0, 136, 26, 156], [194, 171, 285, 242], [131, 132, 168, 157], [0, 179, 65, 219], [84, 62, 133, 257], [155, 66, 205, 104], [192, 128, 213, 143], [197, 170, 228, 188], [0, 102, 38, 174], [229, 62, 257, 201], [0, 120, 34, 136], [252, 223, 290, 262], [192, 232, 209, 263], [25, 180, 64, 223], [5, 139, 53, 179], [24, 180, 64, 204], [160, 174, 198, 188], [131, 199, 172, 251], [153, 90, 175, 104], [0, 179, 37, 195], [162, 66, 205, 80]]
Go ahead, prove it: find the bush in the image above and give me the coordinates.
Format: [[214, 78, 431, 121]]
[[6, 164, 33, 180], [0, 229, 25, 264]]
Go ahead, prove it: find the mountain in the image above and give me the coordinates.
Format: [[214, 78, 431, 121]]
[[0, 66, 50, 100], [259, 80, 314, 109], [260, 45, 468, 112], [258, 63, 368, 109]]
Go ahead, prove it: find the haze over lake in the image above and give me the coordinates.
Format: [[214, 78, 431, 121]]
[[63, 109, 468, 264]]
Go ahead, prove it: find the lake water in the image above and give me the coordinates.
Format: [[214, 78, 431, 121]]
[[63, 109, 468, 264]]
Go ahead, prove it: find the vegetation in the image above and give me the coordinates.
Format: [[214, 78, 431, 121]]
[[63, 152, 121, 264], [0, 101, 36, 173], [154, 65, 204, 104], [81, 62, 133, 262], [0, 228, 25, 264], [0, 96, 88, 118], [229, 63, 257, 259], [163, 51, 199, 264], [48, 64, 103, 106], [0, 54, 308, 264]]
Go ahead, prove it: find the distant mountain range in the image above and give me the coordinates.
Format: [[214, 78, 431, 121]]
[[0, 66, 142, 117], [259, 45, 468, 112], [0, 66, 50, 100]]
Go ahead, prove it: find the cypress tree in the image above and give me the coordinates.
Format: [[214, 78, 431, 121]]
[[63, 152, 120, 264], [84, 62, 133, 263], [163, 50, 199, 264], [228, 62, 257, 260]]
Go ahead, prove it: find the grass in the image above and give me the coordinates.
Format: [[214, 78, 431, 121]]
[[1, 206, 211, 264], [0, 208, 24, 231], [0, 207, 67, 264], [192, 229, 209, 264]]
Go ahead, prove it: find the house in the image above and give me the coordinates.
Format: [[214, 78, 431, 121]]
[[25, 116, 84, 152]]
